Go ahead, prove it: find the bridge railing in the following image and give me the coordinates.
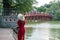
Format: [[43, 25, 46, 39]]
[[11, 27, 18, 40]]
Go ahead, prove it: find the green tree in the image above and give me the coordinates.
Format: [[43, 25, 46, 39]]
[[3, 0, 36, 15], [46, 1, 60, 20], [0, 0, 3, 15], [37, 6, 46, 12]]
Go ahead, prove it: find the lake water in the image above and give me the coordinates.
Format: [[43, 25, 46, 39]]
[[25, 22, 60, 40]]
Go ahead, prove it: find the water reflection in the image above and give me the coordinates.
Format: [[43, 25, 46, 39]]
[[25, 22, 60, 40], [50, 28, 60, 40], [25, 28, 50, 40], [29, 28, 50, 40], [25, 27, 33, 40]]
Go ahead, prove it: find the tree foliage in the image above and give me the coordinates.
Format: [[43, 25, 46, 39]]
[[14, 0, 36, 13], [46, 0, 60, 20], [2, 0, 36, 15], [44, 4, 51, 8], [37, 6, 46, 12]]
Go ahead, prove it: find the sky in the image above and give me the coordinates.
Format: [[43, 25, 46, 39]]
[[33, 0, 53, 7]]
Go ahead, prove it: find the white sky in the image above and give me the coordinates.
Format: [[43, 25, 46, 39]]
[[33, 0, 53, 7]]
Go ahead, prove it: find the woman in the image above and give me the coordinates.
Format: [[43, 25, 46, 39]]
[[17, 14, 25, 40]]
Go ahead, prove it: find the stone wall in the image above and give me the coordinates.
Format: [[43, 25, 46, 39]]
[[0, 15, 18, 28]]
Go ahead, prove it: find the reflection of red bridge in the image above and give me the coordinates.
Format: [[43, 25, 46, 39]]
[[25, 13, 52, 22]]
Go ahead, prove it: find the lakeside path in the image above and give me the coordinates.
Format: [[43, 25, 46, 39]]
[[0, 28, 15, 40]]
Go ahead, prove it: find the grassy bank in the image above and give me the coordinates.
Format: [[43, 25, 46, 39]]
[[26, 20, 47, 25], [48, 21, 60, 24], [26, 20, 60, 25]]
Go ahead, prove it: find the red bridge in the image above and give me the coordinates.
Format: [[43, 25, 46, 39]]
[[25, 13, 52, 22]]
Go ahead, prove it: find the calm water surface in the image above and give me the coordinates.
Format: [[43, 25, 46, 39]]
[[25, 22, 60, 40]]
